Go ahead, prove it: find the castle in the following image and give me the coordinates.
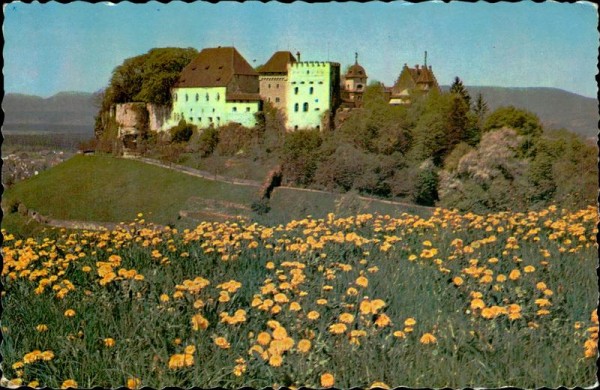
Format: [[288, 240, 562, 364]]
[[115, 46, 440, 142]]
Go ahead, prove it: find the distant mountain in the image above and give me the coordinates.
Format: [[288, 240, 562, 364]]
[[2, 91, 97, 134], [442, 86, 598, 139]]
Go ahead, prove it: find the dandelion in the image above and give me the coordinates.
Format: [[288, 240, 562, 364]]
[[272, 326, 288, 340], [297, 339, 311, 353], [160, 294, 170, 302], [404, 318, 417, 327], [393, 330, 406, 338], [356, 276, 369, 287], [289, 302, 302, 311], [509, 269, 521, 280], [339, 313, 355, 323], [452, 277, 464, 286], [307, 311, 320, 320], [329, 323, 347, 334], [103, 338, 115, 348], [269, 354, 283, 367], [36, 324, 48, 332], [214, 337, 230, 349], [257, 332, 271, 346], [316, 298, 328, 305], [375, 313, 392, 328], [61, 379, 78, 389], [320, 373, 335, 388], [524, 265, 536, 273], [191, 314, 209, 331], [420, 333, 437, 344], [64, 309, 76, 317], [126, 377, 141, 389]]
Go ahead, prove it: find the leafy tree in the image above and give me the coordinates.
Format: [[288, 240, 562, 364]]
[[413, 161, 439, 206], [100, 47, 197, 111], [484, 106, 543, 138], [280, 130, 323, 186], [197, 127, 220, 157]]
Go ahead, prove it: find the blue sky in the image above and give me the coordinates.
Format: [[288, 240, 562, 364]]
[[4, 1, 598, 98]]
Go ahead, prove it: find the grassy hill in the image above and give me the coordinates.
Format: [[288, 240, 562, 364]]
[[3, 155, 258, 227], [2, 155, 431, 235], [441, 86, 598, 139]]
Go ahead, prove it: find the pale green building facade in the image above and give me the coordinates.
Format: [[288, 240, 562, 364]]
[[170, 87, 260, 129], [165, 47, 262, 131], [285, 61, 341, 131]]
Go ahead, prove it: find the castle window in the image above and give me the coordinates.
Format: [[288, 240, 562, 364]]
[[309, 81, 314, 84], [309, 87, 314, 95], [233, 107, 237, 112], [209, 117, 213, 122], [216, 93, 220, 101], [276, 84, 279, 88], [174, 93, 178, 102], [315, 107, 320, 111], [294, 125, 298, 130], [206, 93, 209, 101], [306, 70, 309, 74], [275, 97, 280, 103], [318, 81, 323, 84], [198, 117, 202, 122], [212, 108, 215, 112], [303, 102, 309, 112], [246, 107, 251, 112], [195, 93, 199, 101], [294, 87, 299, 95], [294, 103, 299, 112], [316, 125, 320, 130], [185, 94, 189, 102], [217, 116, 220, 122], [189, 117, 193, 122], [268, 84, 271, 88]]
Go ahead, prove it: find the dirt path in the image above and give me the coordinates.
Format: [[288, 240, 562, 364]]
[[121, 156, 261, 187]]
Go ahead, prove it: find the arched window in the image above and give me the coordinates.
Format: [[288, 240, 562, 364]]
[[294, 103, 299, 112], [206, 93, 209, 101], [303, 102, 309, 112], [216, 93, 220, 101], [309, 87, 314, 95], [195, 93, 199, 101], [294, 87, 299, 95], [174, 93, 178, 102], [185, 94, 188, 102]]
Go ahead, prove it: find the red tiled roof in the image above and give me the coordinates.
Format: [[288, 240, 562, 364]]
[[226, 92, 262, 101], [175, 47, 258, 88], [345, 63, 367, 78], [258, 51, 297, 74]]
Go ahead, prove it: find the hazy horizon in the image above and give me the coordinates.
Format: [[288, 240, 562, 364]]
[[4, 2, 598, 98]]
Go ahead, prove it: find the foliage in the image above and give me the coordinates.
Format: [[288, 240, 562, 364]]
[[250, 198, 271, 215], [197, 127, 220, 157], [169, 120, 195, 143], [280, 130, 323, 186], [484, 106, 543, 138], [412, 161, 439, 206], [449, 76, 471, 107]]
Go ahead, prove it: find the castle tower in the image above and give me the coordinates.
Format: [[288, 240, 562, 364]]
[[341, 52, 368, 108]]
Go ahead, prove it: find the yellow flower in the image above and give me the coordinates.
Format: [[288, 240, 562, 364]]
[[272, 326, 288, 340], [420, 333, 437, 344], [81, 266, 92, 273], [509, 269, 521, 280], [64, 309, 76, 317], [404, 318, 417, 327], [214, 337, 230, 349], [393, 330, 406, 338], [28, 380, 40, 388], [269, 353, 283, 367], [346, 287, 358, 296], [536, 281, 547, 290], [103, 338, 115, 348], [356, 276, 369, 288], [40, 350, 54, 361], [266, 261, 275, 270], [274, 293, 289, 303], [329, 323, 348, 334], [12, 361, 24, 369], [375, 313, 392, 328], [160, 294, 170, 302], [496, 274, 507, 282], [320, 373, 335, 388], [535, 298, 552, 307], [370, 382, 390, 389], [470, 298, 485, 310], [191, 314, 209, 331], [452, 277, 464, 286], [61, 379, 78, 389], [36, 324, 48, 332], [307, 311, 320, 320], [126, 377, 141, 389], [257, 332, 271, 346], [184, 345, 196, 355], [297, 339, 311, 353], [524, 265, 536, 273], [289, 302, 302, 311], [339, 313, 355, 323]]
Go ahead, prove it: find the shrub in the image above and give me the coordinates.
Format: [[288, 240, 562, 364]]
[[197, 127, 220, 157], [251, 199, 271, 215], [170, 120, 195, 143], [413, 164, 439, 206]]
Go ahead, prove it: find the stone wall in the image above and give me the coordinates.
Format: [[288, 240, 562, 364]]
[[114, 102, 171, 135], [146, 103, 171, 132]]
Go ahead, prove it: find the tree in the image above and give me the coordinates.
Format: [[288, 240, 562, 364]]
[[484, 106, 543, 137], [473, 93, 489, 125], [449, 77, 471, 107], [280, 130, 323, 186]]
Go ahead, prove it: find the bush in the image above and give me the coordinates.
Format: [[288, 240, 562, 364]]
[[170, 120, 195, 143], [251, 199, 271, 215], [197, 127, 220, 157], [413, 162, 439, 206]]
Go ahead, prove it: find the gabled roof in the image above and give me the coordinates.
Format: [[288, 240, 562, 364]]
[[174, 47, 258, 88], [258, 51, 297, 74], [392, 64, 439, 93]]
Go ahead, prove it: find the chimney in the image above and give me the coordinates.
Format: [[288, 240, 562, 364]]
[[296, 51, 301, 62]]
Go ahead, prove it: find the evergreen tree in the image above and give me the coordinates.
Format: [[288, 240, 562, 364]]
[[449, 76, 471, 107]]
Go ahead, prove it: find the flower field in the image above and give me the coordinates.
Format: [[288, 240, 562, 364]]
[[1, 206, 598, 388]]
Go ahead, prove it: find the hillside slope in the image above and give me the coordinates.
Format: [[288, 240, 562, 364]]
[[448, 86, 598, 139]]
